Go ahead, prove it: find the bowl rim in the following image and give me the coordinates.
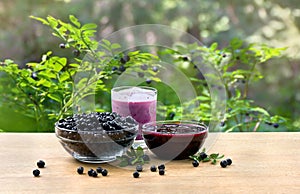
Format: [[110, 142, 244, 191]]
[[142, 120, 208, 135], [54, 121, 139, 133]]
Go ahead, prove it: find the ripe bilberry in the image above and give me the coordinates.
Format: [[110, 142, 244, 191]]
[[33, 169, 40, 177], [77, 166, 84, 174], [37, 160, 45, 168], [133, 171, 140, 178]]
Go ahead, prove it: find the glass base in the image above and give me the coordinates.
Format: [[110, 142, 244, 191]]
[[72, 153, 116, 163]]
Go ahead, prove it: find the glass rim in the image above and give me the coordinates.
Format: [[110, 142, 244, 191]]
[[111, 85, 157, 93]]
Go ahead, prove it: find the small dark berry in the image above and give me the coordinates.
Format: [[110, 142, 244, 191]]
[[141, 64, 148, 70], [73, 49, 80, 57], [77, 166, 84, 174], [136, 164, 143, 172], [31, 72, 38, 80], [120, 55, 130, 64], [192, 160, 199, 167], [220, 160, 228, 168], [226, 158, 232, 166], [236, 56, 240, 60], [119, 65, 126, 72], [88, 169, 94, 176], [158, 164, 165, 170], [123, 55, 130, 62], [59, 43, 66, 49], [152, 66, 158, 72], [199, 152, 208, 160], [265, 121, 273, 126], [169, 112, 175, 120], [142, 154, 150, 161], [37, 160, 45, 168], [101, 169, 108, 176], [138, 72, 145, 78], [181, 56, 189, 61], [96, 167, 103, 173], [92, 171, 98, 177], [159, 169, 165, 175], [273, 123, 279, 128], [220, 121, 226, 127], [133, 171, 140, 178], [146, 78, 152, 84], [112, 66, 118, 71], [150, 165, 157, 172], [222, 54, 227, 58], [33, 169, 40, 177]]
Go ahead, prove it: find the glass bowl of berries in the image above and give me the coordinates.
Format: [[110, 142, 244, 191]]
[[142, 120, 208, 160], [55, 112, 138, 163]]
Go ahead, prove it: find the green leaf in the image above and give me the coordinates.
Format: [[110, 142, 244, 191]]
[[209, 153, 219, 159], [210, 42, 218, 51], [111, 43, 121, 50], [251, 107, 270, 116], [202, 158, 211, 162], [230, 38, 243, 49], [30, 15, 49, 25], [47, 16, 59, 28], [69, 15, 81, 28], [59, 72, 71, 82], [47, 94, 61, 103], [81, 23, 97, 30], [136, 147, 144, 157]]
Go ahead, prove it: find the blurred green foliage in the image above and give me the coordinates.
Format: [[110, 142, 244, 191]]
[[0, 0, 299, 131]]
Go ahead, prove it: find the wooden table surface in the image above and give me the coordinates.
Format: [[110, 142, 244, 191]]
[[0, 132, 299, 194]]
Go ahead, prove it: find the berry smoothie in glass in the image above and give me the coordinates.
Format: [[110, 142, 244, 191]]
[[111, 86, 157, 140]]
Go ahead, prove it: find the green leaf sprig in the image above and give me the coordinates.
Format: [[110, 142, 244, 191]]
[[117, 146, 150, 167], [189, 148, 224, 165]]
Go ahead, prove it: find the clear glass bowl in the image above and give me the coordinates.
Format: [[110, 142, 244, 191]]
[[142, 120, 208, 160], [55, 123, 138, 163]]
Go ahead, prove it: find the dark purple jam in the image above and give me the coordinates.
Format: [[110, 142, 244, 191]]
[[142, 122, 208, 160]]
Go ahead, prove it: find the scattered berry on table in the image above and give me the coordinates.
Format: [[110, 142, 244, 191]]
[[101, 169, 108, 176], [226, 158, 232, 166], [77, 166, 84, 174], [192, 160, 199, 167], [136, 164, 143, 172], [199, 152, 208, 160], [133, 171, 140, 178], [96, 167, 103, 173], [37, 160, 45, 168], [220, 160, 228, 168], [33, 169, 40, 177], [158, 164, 165, 170], [150, 165, 157, 172], [88, 169, 94, 176], [159, 169, 165, 175], [92, 171, 98, 177]]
